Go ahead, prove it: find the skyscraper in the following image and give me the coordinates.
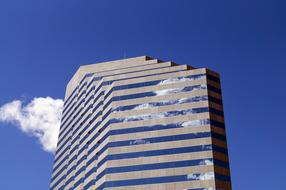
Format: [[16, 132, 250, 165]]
[[50, 56, 232, 190]]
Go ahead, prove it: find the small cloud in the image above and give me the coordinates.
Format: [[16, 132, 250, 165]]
[[121, 112, 165, 122], [187, 172, 215, 181], [181, 120, 204, 128], [133, 103, 154, 110], [155, 87, 183, 96], [130, 139, 150, 145], [200, 159, 214, 166], [198, 172, 215, 180], [0, 97, 63, 153]]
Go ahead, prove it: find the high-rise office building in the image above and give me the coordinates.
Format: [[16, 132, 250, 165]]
[[50, 56, 231, 190]]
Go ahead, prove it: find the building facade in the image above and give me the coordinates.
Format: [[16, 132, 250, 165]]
[[50, 56, 231, 190]]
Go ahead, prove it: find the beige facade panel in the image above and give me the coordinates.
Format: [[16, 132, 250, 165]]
[[105, 151, 213, 169], [107, 138, 211, 155], [113, 79, 207, 97], [104, 180, 216, 190], [113, 89, 208, 108], [95, 165, 214, 188], [110, 113, 210, 130], [112, 69, 206, 88], [106, 165, 213, 182], [109, 126, 210, 143], [103, 62, 184, 82]]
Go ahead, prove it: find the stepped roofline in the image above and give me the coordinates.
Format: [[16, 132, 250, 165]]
[[65, 56, 155, 98]]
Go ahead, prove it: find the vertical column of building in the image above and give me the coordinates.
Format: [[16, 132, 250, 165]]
[[50, 84, 80, 190], [83, 77, 102, 189], [206, 69, 232, 190], [66, 78, 86, 190], [82, 76, 108, 189], [65, 74, 103, 190], [76, 74, 97, 190]]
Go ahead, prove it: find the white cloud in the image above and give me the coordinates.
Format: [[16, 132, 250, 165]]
[[154, 77, 185, 96], [122, 112, 165, 122], [154, 76, 205, 96], [0, 97, 63, 153], [198, 172, 215, 180], [130, 139, 150, 145], [187, 172, 215, 181], [182, 120, 204, 128], [155, 87, 183, 96], [187, 173, 197, 180], [200, 159, 214, 166], [133, 103, 154, 110]]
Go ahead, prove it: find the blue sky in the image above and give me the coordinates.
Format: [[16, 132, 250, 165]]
[[0, 0, 285, 189]]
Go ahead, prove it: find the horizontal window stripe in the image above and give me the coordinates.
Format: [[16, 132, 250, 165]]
[[210, 120, 225, 129], [108, 132, 211, 147], [64, 176, 74, 188], [97, 172, 230, 190], [207, 73, 221, 83], [62, 93, 78, 116], [97, 145, 213, 168], [80, 62, 160, 83], [112, 85, 206, 102], [50, 174, 66, 190], [110, 107, 222, 123], [88, 158, 229, 188], [73, 177, 84, 189], [214, 159, 230, 169], [78, 82, 87, 93], [66, 165, 76, 177], [207, 84, 221, 94], [85, 166, 97, 179], [96, 158, 213, 181], [113, 95, 210, 112], [84, 179, 96, 189], [52, 154, 68, 174], [113, 74, 206, 91], [215, 173, 231, 181], [51, 165, 67, 183], [65, 165, 86, 187], [63, 87, 78, 106], [208, 95, 222, 105], [110, 121, 210, 136]]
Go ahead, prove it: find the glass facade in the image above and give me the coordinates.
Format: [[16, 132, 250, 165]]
[[50, 56, 231, 190]]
